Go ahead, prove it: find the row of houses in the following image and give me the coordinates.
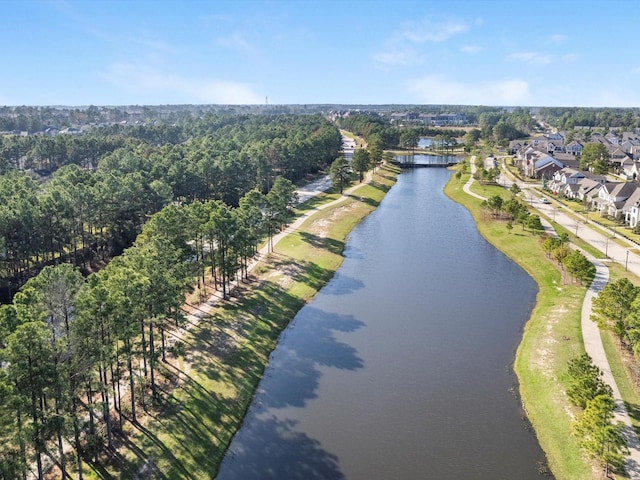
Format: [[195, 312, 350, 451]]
[[389, 112, 469, 126], [508, 130, 640, 228], [547, 167, 640, 228], [511, 131, 640, 159], [512, 131, 640, 181]]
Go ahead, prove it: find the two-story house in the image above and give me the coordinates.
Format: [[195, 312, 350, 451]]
[[592, 181, 638, 218]]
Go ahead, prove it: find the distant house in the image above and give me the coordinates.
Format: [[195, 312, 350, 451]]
[[534, 156, 564, 179], [551, 153, 580, 170], [605, 132, 620, 145], [419, 112, 468, 126], [59, 127, 82, 135], [621, 139, 640, 159], [508, 140, 527, 155], [530, 135, 550, 151], [565, 140, 583, 156], [622, 160, 640, 180]]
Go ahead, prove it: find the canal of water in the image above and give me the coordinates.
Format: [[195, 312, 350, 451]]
[[216, 166, 550, 479]]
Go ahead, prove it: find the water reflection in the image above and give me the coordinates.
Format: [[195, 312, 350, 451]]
[[217, 169, 549, 479]]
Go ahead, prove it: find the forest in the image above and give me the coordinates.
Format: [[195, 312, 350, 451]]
[[0, 112, 342, 478], [0, 114, 342, 299]]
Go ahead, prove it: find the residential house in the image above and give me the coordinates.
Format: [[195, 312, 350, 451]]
[[621, 139, 640, 159], [623, 187, 640, 228], [520, 146, 552, 177], [534, 156, 564, 180], [608, 147, 631, 173], [622, 131, 640, 142], [565, 140, 583, 156], [549, 167, 585, 194], [592, 181, 638, 218], [605, 132, 620, 145], [530, 135, 550, 150], [549, 167, 605, 197], [508, 140, 527, 155], [419, 113, 468, 126], [576, 178, 605, 203], [551, 153, 580, 170], [620, 158, 640, 180]]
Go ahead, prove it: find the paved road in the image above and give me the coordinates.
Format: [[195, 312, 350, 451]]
[[296, 134, 355, 204], [469, 156, 640, 478]]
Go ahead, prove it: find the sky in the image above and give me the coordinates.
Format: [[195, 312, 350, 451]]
[[3, 0, 640, 108]]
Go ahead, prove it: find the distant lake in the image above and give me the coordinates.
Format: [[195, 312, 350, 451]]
[[394, 153, 461, 166], [418, 137, 432, 148]]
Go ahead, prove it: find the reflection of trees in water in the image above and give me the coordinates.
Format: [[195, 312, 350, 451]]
[[259, 307, 364, 409], [218, 416, 344, 480], [217, 307, 364, 479]]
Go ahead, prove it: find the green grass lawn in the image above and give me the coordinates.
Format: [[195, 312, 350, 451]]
[[84, 164, 399, 479]]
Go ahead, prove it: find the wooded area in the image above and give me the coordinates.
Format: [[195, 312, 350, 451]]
[[0, 113, 341, 478], [0, 114, 342, 299]]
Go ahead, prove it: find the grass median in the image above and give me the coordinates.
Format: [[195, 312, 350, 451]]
[[85, 164, 399, 479], [446, 173, 591, 479]]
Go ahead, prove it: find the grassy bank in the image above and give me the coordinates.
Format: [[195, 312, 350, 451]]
[[445, 173, 592, 479], [86, 164, 399, 479]]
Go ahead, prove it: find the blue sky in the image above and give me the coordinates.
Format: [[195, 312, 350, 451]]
[[3, 0, 640, 108]]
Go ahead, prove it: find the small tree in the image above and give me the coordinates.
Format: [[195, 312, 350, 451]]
[[552, 243, 570, 267], [486, 194, 504, 217], [351, 149, 370, 182], [573, 394, 627, 477], [563, 249, 596, 285], [566, 354, 612, 408], [525, 214, 544, 234], [330, 156, 351, 194], [592, 278, 640, 345]]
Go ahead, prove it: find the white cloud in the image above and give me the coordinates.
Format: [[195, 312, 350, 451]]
[[217, 32, 256, 55], [461, 45, 482, 54], [372, 48, 426, 69], [373, 15, 473, 69], [402, 18, 471, 43], [407, 75, 531, 105], [98, 63, 263, 104], [548, 34, 567, 45], [507, 51, 552, 65]]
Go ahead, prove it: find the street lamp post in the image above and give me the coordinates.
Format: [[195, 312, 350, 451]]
[[605, 235, 615, 259], [626, 250, 629, 271]]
